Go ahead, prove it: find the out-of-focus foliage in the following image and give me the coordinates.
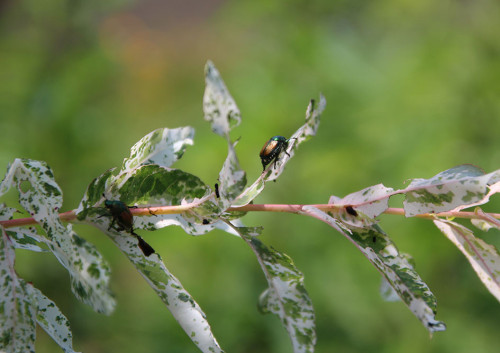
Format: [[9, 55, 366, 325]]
[[1, 0, 500, 352]]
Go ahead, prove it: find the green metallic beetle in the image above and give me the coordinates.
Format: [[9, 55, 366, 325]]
[[101, 195, 155, 257], [259, 135, 294, 171], [103, 199, 136, 233]]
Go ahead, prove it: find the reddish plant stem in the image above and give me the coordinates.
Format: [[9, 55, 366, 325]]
[[1, 204, 499, 229]]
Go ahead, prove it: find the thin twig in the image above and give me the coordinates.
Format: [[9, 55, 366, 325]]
[[1, 204, 499, 229]]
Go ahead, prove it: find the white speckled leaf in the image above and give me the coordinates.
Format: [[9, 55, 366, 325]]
[[0, 227, 37, 353], [1, 159, 115, 315], [452, 176, 500, 212], [434, 219, 500, 303], [330, 184, 395, 218], [77, 144, 231, 351], [266, 95, 326, 182], [203, 61, 241, 137], [203, 61, 247, 213], [6, 226, 46, 253], [302, 206, 446, 333], [217, 140, 247, 210], [0, 205, 46, 253], [78, 165, 235, 235], [401, 165, 492, 217], [232, 95, 326, 207], [236, 226, 316, 353], [470, 207, 500, 231], [29, 286, 79, 353], [88, 218, 224, 353], [0, 204, 16, 220], [380, 277, 401, 302], [121, 127, 194, 171]]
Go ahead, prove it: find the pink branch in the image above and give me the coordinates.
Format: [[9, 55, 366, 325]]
[[1, 204, 500, 229]]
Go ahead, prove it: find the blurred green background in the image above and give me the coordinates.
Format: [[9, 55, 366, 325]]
[[2, 0, 500, 352]]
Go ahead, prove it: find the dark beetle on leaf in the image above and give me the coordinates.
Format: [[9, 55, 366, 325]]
[[101, 195, 155, 257], [259, 135, 295, 171], [103, 199, 136, 233]]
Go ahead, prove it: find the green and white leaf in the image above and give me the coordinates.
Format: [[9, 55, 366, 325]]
[[230, 177, 266, 208], [434, 219, 500, 303], [266, 95, 326, 182], [0, 204, 45, 253], [322, 204, 378, 229], [88, 219, 224, 353], [0, 204, 16, 220], [329, 184, 394, 219], [302, 206, 446, 333], [6, 227, 46, 253], [470, 207, 500, 231], [203, 60, 247, 213], [453, 175, 500, 212], [0, 227, 37, 353], [121, 127, 195, 171], [78, 164, 240, 236], [232, 95, 326, 207], [235, 226, 315, 353], [29, 286, 79, 353], [216, 140, 247, 210], [1, 159, 115, 315], [401, 165, 492, 217], [380, 277, 401, 302], [203, 61, 241, 138]]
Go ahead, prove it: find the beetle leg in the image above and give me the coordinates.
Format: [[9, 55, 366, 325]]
[[107, 217, 117, 231]]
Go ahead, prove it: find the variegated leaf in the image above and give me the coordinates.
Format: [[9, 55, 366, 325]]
[[0, 227, 37, 353], [88, 218, 224, 353], [6, 227, 46, 253], [302, 206, 446, 333], [401, 165, 491, 217], [329, 183, 394, 219], [203, 61, 241, 138], [1, 159, 115, 315], [29, 286, 79, 353], [470, 207, 500, 231], [121, 127, 195, 171], [236, 226, 316, 353], [434, 219, 500, 302], [266, 95, 326, 182], [216, 140, 247, 210], [232, 95, 326, 207], [0, 204, 45, 253]]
